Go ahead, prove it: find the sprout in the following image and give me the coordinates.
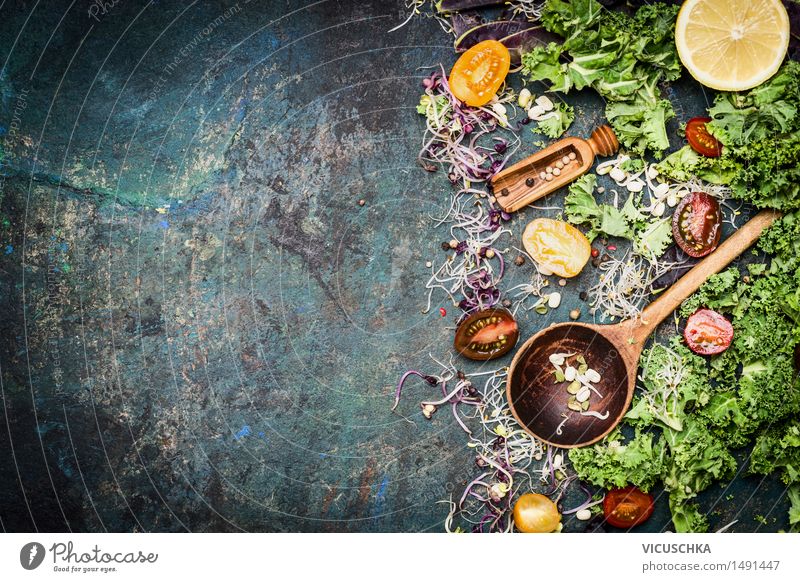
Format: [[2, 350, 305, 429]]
[[589, 252, 685, 321], [417, 69, 521, 190]]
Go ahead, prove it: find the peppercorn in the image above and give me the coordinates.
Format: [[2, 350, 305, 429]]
[[441, 241, 450, 251], [502, 298, 512, 308], [579, 291, 588, 301], [514, 255, 525, 266], [358, 199, 366, 206]]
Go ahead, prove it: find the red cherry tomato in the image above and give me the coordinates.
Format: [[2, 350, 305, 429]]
[[672, 192, 722, 258], [686, 117, 722, 157], [603, 486, 654, 529], [684, 308, 733, 355]]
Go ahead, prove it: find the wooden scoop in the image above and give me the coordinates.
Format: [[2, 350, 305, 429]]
[[491, 125, 619, 213], [506, 209, 781, 448]]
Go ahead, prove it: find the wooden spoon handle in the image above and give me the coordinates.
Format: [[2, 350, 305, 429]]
[[630, 209, 781, 343]]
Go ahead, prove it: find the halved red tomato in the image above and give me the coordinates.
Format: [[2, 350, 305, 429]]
[[603, 486, 654, 529], [672, 192, 721, 258], [454, 308, 518, 361], [686, 117, 722, 157], [448, 40, 511, 107], [684, 308, 733, 355]]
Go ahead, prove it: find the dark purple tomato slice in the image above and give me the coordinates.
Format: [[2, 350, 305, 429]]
[[684, 308, 733, 355], [454, 308, 519, 360], [672, 192, 722, 258]]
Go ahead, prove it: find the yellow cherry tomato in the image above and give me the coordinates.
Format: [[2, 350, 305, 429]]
[[513, 493, 561, 533], [522, 218, 591, 278], [448, 40, 511, 107]]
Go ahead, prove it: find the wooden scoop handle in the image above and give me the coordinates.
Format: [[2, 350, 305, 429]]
[[630, 209, 781, 343]]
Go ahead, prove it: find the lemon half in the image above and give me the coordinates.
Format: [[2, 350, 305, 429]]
[[675, 0, 790, 91]]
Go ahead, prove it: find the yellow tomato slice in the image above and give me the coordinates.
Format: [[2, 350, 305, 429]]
[[513, 493, 561, 533], [448, 40, 511, 107], [522, 218, 591, 278]]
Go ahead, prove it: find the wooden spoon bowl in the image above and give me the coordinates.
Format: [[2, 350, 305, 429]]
[[507, 210, 781, 448], [508, 323, 630, 447]]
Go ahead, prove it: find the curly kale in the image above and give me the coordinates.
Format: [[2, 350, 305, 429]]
[[659, 62, 800, 210], [521, 0, 680, 155], [569, 429, 666, 493]]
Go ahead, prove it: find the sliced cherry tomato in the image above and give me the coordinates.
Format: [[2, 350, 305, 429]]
[[603, 486, 654, 529], [513, 493, 561, 533], [672, 192, 721, 258], [454, 308, 519, 361], [448, 40, 511, 107], [684, 308, 733, 355], [686, 116, 722, 157], [522, 218, 591, 278]]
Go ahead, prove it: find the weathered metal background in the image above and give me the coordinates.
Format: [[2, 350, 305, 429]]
[[0, 0, 790, 532]]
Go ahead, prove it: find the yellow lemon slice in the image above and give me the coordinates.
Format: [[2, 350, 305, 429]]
[[675, 0, 790, 91]]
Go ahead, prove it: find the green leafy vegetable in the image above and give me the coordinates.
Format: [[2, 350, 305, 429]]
[[707, 61, 800, 147], [564, 174, 632, 241], [521, 0, 681, 155], [658, 61, 800, 210], [569, 429, 666, 492], [572, 213, 800, 533], [564, 173, 672, 258], [534, 102, 575, 138]]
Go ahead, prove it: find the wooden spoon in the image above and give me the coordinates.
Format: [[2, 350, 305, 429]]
[[506, 209, 781, 448]]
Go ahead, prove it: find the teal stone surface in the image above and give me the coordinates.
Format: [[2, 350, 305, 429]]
[[0, 0, 791, 532]]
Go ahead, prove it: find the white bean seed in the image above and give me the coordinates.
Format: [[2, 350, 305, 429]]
[[576, 509, 592, 521], [528, 105, 546, 119], [535, 95, 554, 111], [609, 167, 627, 183], [518, 88, 532, 109], [626, 179, 645, 193]]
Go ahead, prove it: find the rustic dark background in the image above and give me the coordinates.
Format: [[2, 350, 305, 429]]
[[0, 0, 791, 532]]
